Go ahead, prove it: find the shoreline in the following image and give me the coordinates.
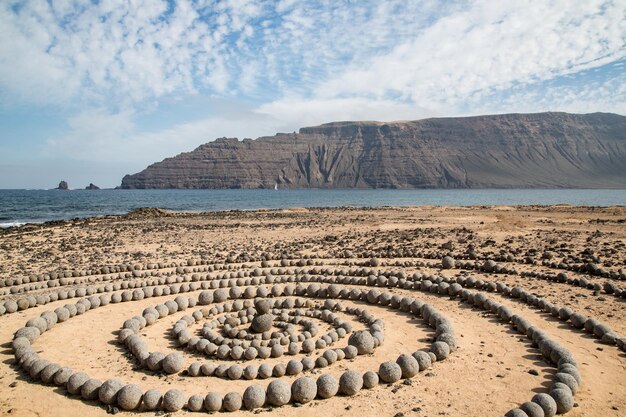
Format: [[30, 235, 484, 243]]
[[2, 203, 626, 231], [2, 189, 626, 229]]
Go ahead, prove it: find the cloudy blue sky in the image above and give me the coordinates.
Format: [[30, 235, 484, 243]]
[[0, 0, 624, 189]]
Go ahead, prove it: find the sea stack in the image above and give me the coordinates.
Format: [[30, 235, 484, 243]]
[[56, 181, 69, 190]]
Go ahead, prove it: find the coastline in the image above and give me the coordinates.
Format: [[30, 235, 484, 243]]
[[2, 202, 626, 231], [2, 188, 626, 228]]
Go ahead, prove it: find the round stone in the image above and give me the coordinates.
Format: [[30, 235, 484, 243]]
[[254, 299, 271, 314], [286, 359, 304, 375], [430, 341, 450, 360], [271, 344, 284, 358], [4, 300, 18, 313], [142, 389, 162, 410], [67, 371, 90, 395], [344, 345, 358, 359], [23, 355, 44, 376], [117, 384, 143, 410], [442, 256, 455, 269], [558, 365, 581, 385], [53, 367, 73, 387], [204, 392, 223, 412], [243, 384, 266, 410], [162, 389, 185, 412], [15, 327, 40, 343], [227, 365, 243, 380], [317, 374, 339, 399], [162, 352, 184, 374], [81, 378, 102, 400], [251, 313, 273, 333], [397, 354, 419, 378], [550, 388, 573, 414], [244, 347, 258, 360], [243, 365, 258, 380], [554, 372, 579, 394], [258, 364, 273, 379], [198, 291, 214, 305], [145, 352, 165, 372], [187, 394, 204, 412], [291, 376, 317, 404], [378, 361, 402, 383], [223, 392, 242, 412], [339, 370, 363, 396], [532, 392, 557, 416], [520, 401, 546, 417], [437, 333, 458, 351], [412, 350, 432, 371], [230, 345, 244, 360], [40, 363, 61, 384], [98, 378, 124, 405], [363, 371, 379, 388], [267, 379, 291, 406], [26, 317, 48, 334], [188, 362, 202, 377], [348, 331, 375, 355]]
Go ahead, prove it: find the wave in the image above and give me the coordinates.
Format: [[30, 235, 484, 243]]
[[0, 222, 26, 228]]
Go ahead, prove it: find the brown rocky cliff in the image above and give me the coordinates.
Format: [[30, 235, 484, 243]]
[[120, 112, 626, 189]]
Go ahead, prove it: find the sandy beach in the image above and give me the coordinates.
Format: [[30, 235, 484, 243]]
[[0, 205, 624, 417]]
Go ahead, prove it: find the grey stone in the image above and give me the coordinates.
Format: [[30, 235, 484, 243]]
[[430, 341, 450, 360], [339, 370, 363, 396], [412, 351, 432, 371], [187, 394, 204, 412], [67, 371, 90, 395], [520, 401, 546, 417], [162, 389, 185, 412], [222, 392, 242, 412], [291, 376, 317, 404], [317, 374, 339, 399], [243, 384, 265, 410], [142, 389, 162, 410], [396, 354, 419, 378], [267, 380, 291, 406], [378, 361, 402, 383], [550, 388, 573, 414], [348, 331, 375, 355], [117, 384, 143, 410], [363, 371, 379, 388], [80, 378, 102, 400], [204, 392, 222, 412], [162, 352, 184, 374], [98, 378, 124, 405]]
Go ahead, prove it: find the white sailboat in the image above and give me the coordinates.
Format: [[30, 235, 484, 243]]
[[274, 183, 278, 190]]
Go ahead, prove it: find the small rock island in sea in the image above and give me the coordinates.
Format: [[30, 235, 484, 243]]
[[56, 181, 69, 190], [85, 183, 100, 190]]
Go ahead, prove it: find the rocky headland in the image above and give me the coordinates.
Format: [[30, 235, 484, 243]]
[[120, 112, 626, 189]]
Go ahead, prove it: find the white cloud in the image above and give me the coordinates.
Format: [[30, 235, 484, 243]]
[[1, 0, 623, 113], [44, 102, 285, 167], [314, 1, 626, 109]]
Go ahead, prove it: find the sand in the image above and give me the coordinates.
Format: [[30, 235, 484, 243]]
[[0, 205, 624, 417]]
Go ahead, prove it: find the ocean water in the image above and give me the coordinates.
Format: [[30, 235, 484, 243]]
[[0, 188, 625, 228]]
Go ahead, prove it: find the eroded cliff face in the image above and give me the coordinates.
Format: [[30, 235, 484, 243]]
[[120, 112, 626, 189]]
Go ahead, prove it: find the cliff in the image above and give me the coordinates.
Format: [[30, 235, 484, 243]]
[[120, 112, 626, 189]]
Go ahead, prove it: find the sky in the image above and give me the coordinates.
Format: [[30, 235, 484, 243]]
[[0, 0, 624, 189]]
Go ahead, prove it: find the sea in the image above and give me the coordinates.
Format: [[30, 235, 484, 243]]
[[1, 188, 625, 228]]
